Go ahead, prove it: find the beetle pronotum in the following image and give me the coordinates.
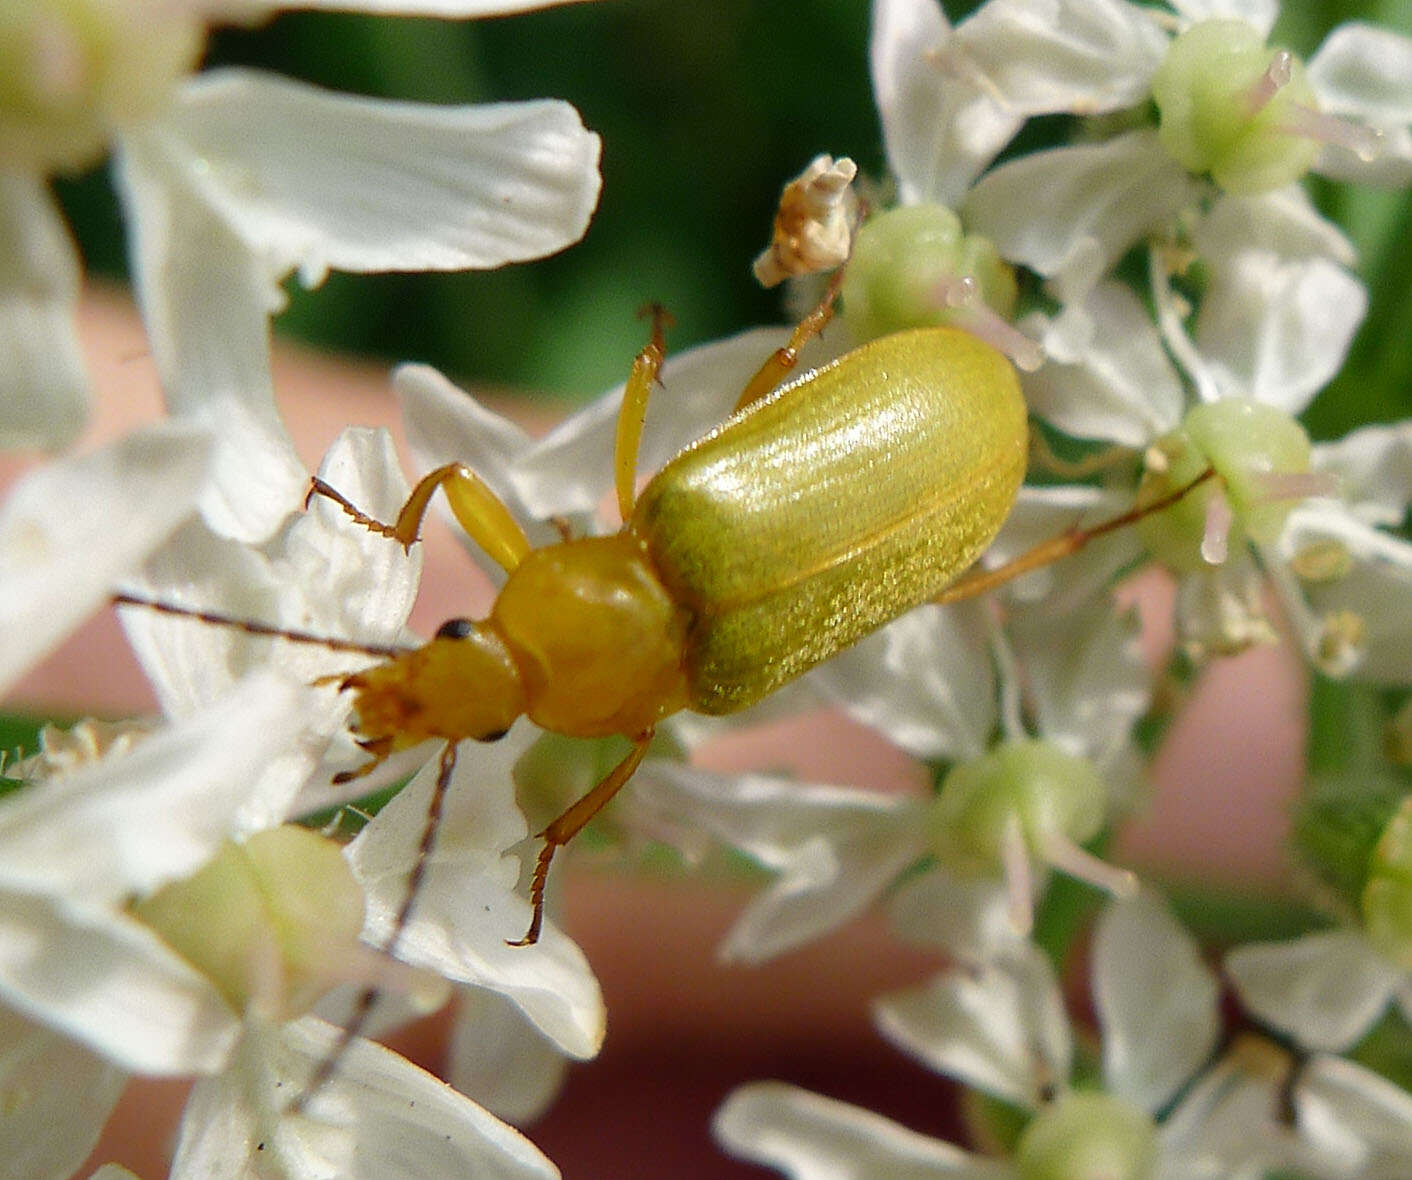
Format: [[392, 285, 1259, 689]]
[[115, 294, 1213, 1105]]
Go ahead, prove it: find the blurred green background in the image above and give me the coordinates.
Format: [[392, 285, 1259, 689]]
[[54, 0, 1412, 435]]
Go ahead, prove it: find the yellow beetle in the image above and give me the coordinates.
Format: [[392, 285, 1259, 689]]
[[319, 317, 1027, 945]]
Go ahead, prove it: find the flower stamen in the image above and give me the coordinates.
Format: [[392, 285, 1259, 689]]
[[1042, 832, 1138, 898], [1280, 103, 1384, 163]]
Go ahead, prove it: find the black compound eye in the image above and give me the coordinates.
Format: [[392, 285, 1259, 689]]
[[435, 618, 476, 640]]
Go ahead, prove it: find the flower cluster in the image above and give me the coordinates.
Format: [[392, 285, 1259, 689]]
[[2, 0, 1411, 1178]]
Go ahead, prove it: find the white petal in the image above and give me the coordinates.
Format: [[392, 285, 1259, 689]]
[[631, 763, 926, 963], [1313, 420, 1412, 527], [0, 173, 88, 450], [1194, 252, 1366, 412], [115, 129, 307, 542], [1225, 931, 1402, 1051], [887, 873, 1024, 963], [394, 364, 580, 580], [1193, 189, 1357, 268], [0, 421, 210, 697], [1308, 23, 1412, 125], [448, 986, 568, 1127], [714, 1082, 1007, 1179], [0, 1005, 126, 1180], [1022, 280, 1184, 446], [965, 130, 1199, 299], [348, 731, 605, 1059], [172, 1016, 559, 1180], [871, 0, 1020, 206], [0, 893, 238, 1075], [872, 946, 1071, 1109], [811, 603, 995, 762], [1297, 1054, 1412, 1175], [0, 674, 316, 897], [1008, 598, 1148, 762], [1156, 1052, 1294, 1178], [982, 483, 1144, 613], [159, 69, 601, 277], [1094, 894, 1220, 1113], [1307, 23, 1412, 186], [952, 0, 1167, 116]]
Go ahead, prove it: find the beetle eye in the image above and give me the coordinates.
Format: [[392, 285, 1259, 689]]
[[435, 618, 476, 640]]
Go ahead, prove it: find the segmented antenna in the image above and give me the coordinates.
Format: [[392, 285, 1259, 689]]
[[112, 592, 409, 658], [289, 739, 460, 1116]]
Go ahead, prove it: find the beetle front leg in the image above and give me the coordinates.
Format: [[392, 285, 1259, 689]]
[[309, 462, 531, 576], [509, 729, 655, 947], [614, 304, 673, 523]]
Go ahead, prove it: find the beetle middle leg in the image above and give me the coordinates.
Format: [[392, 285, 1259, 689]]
[[734, 264, 848, 412], [509, 729, 655, 947], [308, 462, 530, 575]]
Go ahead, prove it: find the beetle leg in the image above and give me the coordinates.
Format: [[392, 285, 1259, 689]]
[[615, 305, 673, 522], [933, 466, 1220, 606], [508, 729, 655, 947], [734, 265, 848, 412], [309, 463, 530, 575]]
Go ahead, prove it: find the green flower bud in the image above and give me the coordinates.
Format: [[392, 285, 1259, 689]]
[[133, 825, 367, 1018], [1015, 1092, 1158, 1180], [1151, 19, 1321, 194], [926, 740, 1107, 876], [0, 1, 204, 172], [1137, 399, 1312, 573], [841, 204, 1017, 344]]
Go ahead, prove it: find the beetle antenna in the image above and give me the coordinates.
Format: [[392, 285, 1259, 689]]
[[933, 465, 1219, 606], [290, 739, 459, 1116], [112, 592, 409, 658]]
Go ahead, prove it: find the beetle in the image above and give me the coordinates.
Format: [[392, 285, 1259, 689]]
[[311, 311, 1028, 932]]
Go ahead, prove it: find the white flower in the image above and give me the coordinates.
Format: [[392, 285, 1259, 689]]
[[953, 0, 1410, 295], [1009, 192, 1412, 677], [2, 0, 603, 545], [716, 894, 1411, 1179], [169, 1012, 563, 1180], [634, 598, 1150, 963], [0, 673, 322, 1176]]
